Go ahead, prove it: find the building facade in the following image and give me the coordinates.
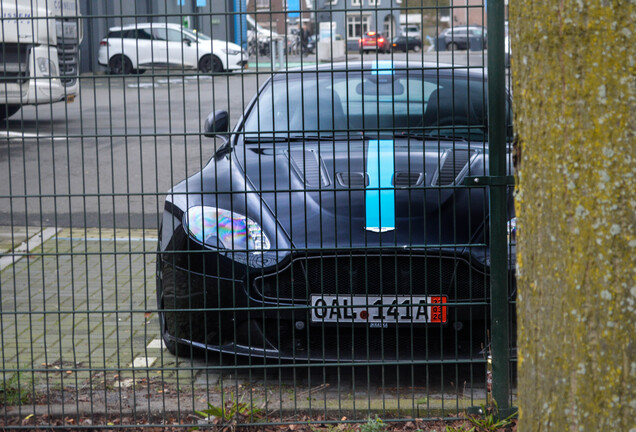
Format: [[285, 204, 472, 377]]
[[450, 0, 486, 27], [246, 0, 314, 35], [315, 0, 401, 50]]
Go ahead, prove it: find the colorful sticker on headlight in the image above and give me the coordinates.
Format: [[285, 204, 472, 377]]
[[185, 206, 248, 249], [184, 206, 270, 251]]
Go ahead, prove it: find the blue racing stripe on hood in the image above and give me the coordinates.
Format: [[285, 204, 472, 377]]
[[372, 60, 394, 75], [365, 140, 395, 232]]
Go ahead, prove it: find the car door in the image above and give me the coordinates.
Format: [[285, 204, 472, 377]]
[[452, 29, 468, 48], [126, 28, 155, 66], [164, 28, 199, 68], [150, 27, 170, 66]]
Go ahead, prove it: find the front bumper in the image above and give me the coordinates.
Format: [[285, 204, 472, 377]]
[[0, 45, 72, 105], [225, 53, 248, 71], [159, 250, 503, 362]]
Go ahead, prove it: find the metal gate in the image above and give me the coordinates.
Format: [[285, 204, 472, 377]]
[[1, 0, 515, 428]]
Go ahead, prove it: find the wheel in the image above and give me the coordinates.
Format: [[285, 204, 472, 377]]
[[212, 56, 223, 73], [447, 42, 460, 51], [109, 55, 133, 75], [413, 44, 421, 53], [199, 55, 224, 73], [0, 104, 20, 121]]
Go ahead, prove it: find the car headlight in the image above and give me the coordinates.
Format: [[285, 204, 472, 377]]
[[222, 48, 242, 56], [183, 206, 270, 251], [507, 217, 517, 245], [37, 57, 57, 77]]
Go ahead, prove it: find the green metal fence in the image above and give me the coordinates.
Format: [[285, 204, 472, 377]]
[[0, 0, 515, 429]]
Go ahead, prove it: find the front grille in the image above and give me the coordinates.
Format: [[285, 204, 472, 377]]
[[0, 44, 30, 83], [57, 42, 79, 87], [253, 254, 488, 303]]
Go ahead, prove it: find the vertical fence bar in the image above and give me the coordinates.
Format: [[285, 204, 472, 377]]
[[486, 0, 511, 412]]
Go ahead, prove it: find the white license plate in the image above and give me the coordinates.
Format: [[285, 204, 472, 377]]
[[310, 295, 447, 325]]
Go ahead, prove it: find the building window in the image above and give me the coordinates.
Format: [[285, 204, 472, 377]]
[[369, 0, 380, 5], [351, 0, 361, 6], [347, 14, 370, 39], [255, 0, 269, 8]]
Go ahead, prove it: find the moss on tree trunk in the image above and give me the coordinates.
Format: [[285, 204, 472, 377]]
[[509, 0, 635, 430]]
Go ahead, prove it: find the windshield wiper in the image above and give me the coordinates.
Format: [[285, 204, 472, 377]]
[[242, 136, 306, 143], [297, 133, 367, 141], [422, 132, 469, 142], [394, 130, 478, 142], [243, 133, 367, 143]]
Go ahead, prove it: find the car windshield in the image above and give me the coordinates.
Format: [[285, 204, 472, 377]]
[[242, 68, 510, 141]]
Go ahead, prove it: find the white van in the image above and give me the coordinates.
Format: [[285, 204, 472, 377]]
[[401, 25, 421, 39]]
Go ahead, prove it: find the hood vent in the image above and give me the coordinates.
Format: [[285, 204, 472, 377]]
[[436, 150, 474, 186], [287, 149, 330, 187], [393, 172, 423, 187], [336, 172, 369, 188]]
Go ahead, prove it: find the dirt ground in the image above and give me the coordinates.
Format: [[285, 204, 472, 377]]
[[1, 411, 518, 431]]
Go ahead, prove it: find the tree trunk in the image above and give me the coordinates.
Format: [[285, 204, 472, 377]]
[[510, 1, 635, 430]]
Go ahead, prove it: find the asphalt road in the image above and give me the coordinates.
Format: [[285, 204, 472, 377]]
[[0, 50, 494, 229]]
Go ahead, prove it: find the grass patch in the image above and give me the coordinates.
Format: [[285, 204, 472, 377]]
[[0, 372, 34, 406]]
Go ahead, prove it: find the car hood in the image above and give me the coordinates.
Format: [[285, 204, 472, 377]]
[[234, 138, 489, 250]]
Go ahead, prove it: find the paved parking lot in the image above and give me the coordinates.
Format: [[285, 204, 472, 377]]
[[0, 226, 492, 418]]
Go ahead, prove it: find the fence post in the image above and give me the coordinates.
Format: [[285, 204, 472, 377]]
[[486, 0, 512, 414]]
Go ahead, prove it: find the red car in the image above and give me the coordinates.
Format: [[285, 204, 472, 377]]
[[358, 32, 390, 53]]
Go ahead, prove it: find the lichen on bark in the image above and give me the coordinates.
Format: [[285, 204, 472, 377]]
[[509, 0, 635, 430]]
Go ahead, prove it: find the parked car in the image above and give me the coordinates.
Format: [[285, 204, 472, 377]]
[[98, 22, 248, 74], [156, 61, 515, 362], [358, 31, 390, 53], [391, 35, 423, 52], [438, 25, 487, 51]]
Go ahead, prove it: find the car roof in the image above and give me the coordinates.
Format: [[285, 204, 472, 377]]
[[108, 22, 182, 32]]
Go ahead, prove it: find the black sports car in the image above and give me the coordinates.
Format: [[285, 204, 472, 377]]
[[157, 61, 514, 362]]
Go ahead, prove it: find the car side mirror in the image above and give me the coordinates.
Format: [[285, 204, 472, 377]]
[[203, 110, 229, 138], [183, 38, 192, 46]]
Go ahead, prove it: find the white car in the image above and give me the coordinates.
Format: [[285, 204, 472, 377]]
[[98, 22, 247, 74]]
